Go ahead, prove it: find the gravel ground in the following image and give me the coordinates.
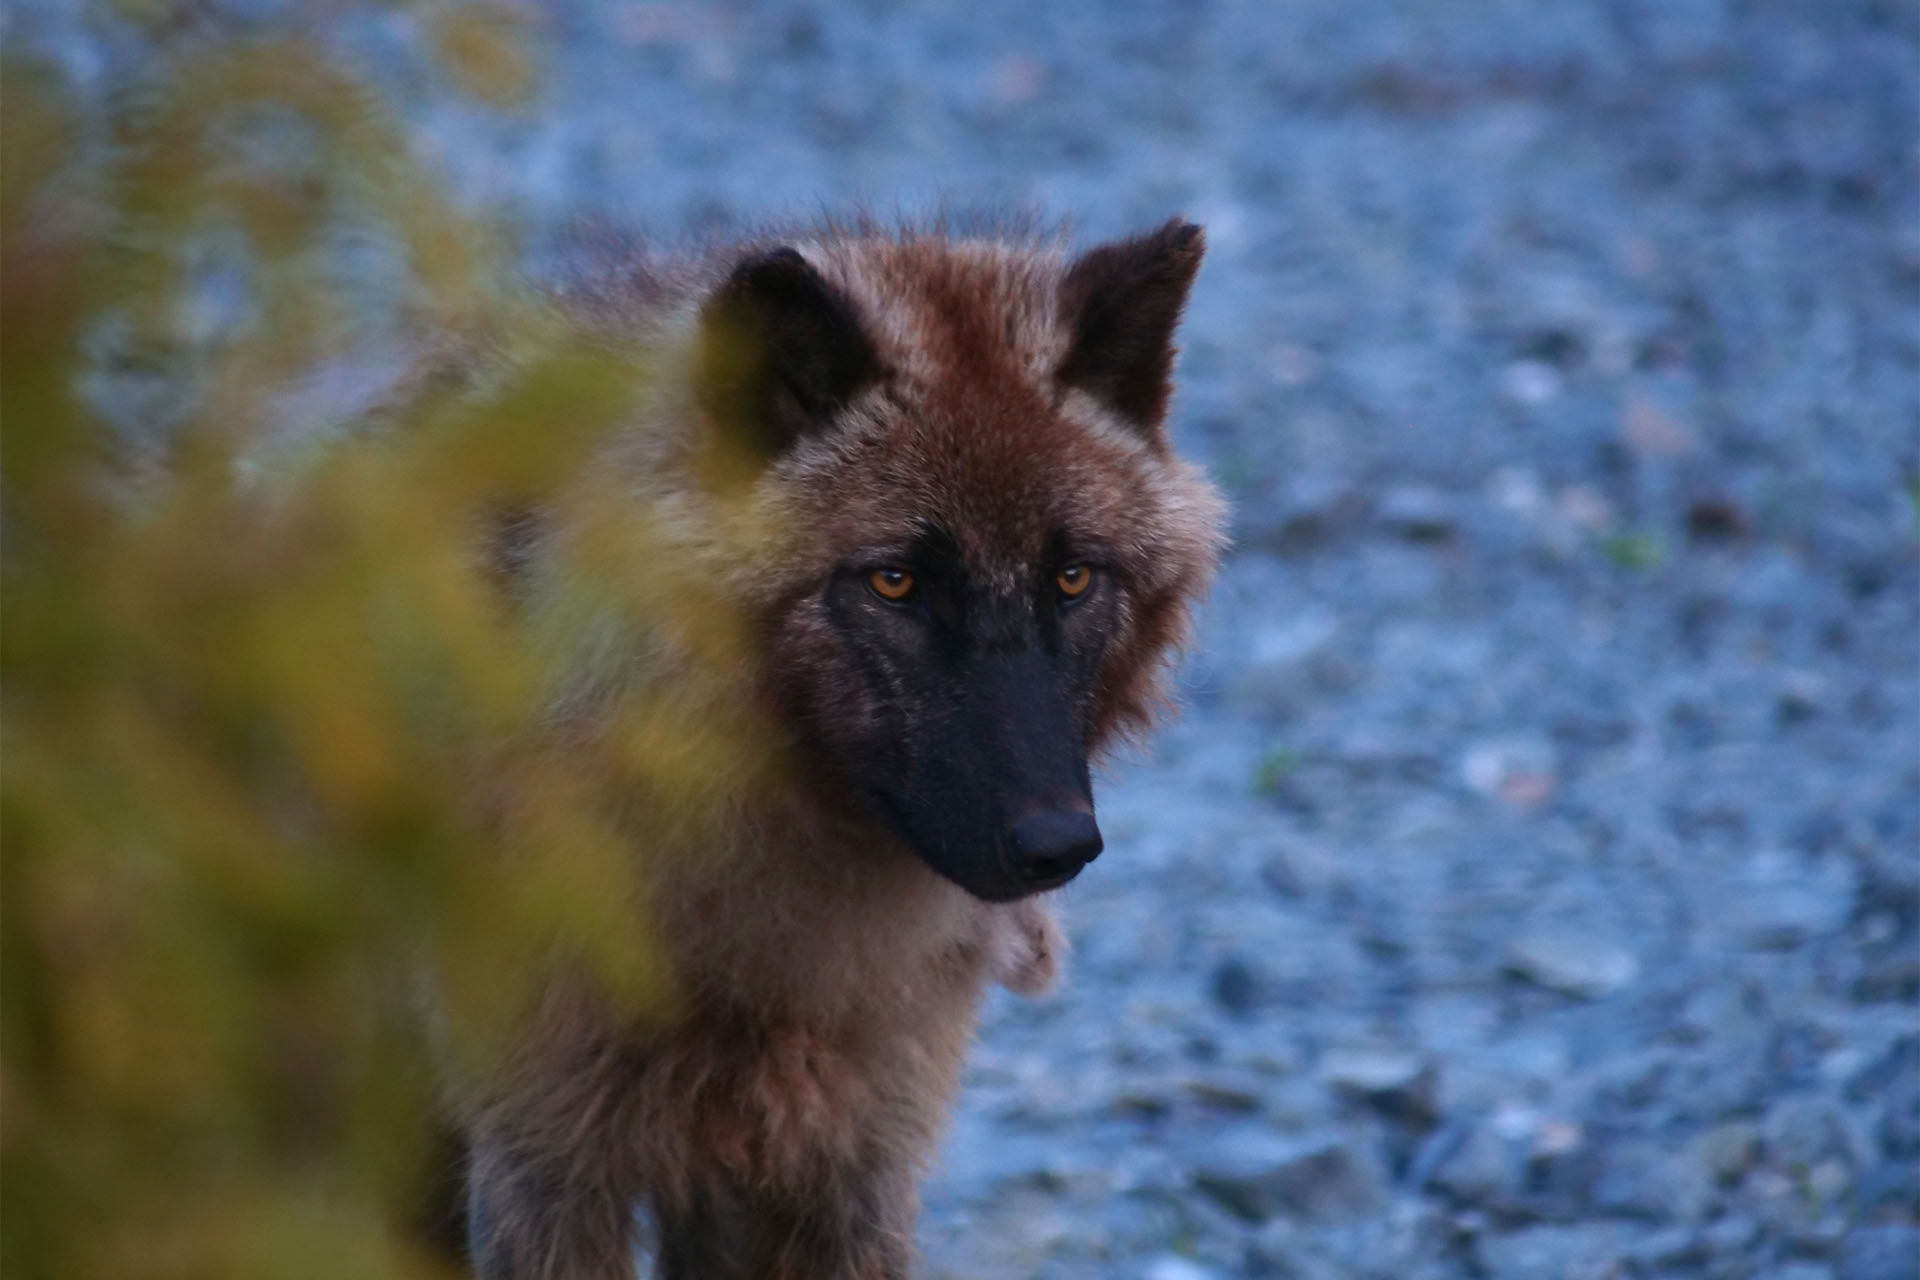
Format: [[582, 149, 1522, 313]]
[[12, 1, 1919, 1276]]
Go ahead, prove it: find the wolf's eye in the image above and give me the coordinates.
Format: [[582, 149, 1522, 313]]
[[1056, 565, 1093, 599], [869, 568, 916, 602]]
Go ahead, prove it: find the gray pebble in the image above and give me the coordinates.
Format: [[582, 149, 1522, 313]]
[[1423, 1122, 1518, 1207], [1700, 1120, 1763, 1184], [1319, 1047, 1438, 1126], [1506, 932, 1640, 1000], [1476, 1223, 1631, 1279], [1839, 1225, 1920, 1280], [1376, 485, 1459, 543], [1591, 1139, 1714, 1222], [1192, 1132, 1384, 1224]]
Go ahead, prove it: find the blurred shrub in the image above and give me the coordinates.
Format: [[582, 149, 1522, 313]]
[[1, 11, 704, 1277]]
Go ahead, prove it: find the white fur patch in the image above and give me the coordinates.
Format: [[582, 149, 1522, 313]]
[[990, 897, 1067, 997]]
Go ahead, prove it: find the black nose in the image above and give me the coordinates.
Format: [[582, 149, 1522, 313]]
[[1007, 811, 1103, 889]]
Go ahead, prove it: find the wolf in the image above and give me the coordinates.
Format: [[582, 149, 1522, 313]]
[[443, 216, 1226, 1279]]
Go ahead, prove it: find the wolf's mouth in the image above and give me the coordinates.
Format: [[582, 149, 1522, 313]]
[[1012, 856, 1083, 894]]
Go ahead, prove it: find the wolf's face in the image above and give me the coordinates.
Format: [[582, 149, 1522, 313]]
[[696, 221, 1224, 902], [803, 522, 1115, 903]]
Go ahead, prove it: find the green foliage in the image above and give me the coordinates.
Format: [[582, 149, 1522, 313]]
[[1599, 531, 1665, 572], [1252, 747, 1301, 797], [0, 16, 716, 1278]]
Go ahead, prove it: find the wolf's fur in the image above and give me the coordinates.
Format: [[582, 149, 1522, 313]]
[[449, 218, 1224, 1279]]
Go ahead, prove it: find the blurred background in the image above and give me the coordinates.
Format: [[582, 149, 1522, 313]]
[[3, 2, 1916, 1278]]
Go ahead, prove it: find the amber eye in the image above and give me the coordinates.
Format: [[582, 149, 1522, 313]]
[[1056, 564, 1093, 599], [869, 568, 916, 602]]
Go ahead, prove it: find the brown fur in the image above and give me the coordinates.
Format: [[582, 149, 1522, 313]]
[[451, 219, 1225, 1279]]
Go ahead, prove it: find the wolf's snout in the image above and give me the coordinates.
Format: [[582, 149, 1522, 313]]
[[1007, 811, 1103, 889]]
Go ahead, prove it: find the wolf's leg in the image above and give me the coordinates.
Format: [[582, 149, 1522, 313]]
[[652, 1165, 915, 1280], [649, 1186, 752, 1280], [465, 1130, 638, 1280]]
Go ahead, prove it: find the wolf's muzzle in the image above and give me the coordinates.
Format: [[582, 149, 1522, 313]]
[[1005, 810, 1103, 891]]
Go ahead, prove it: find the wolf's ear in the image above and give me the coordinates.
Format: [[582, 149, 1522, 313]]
[[1057, 218, 1205, 436], [695, 247, 882, 456]]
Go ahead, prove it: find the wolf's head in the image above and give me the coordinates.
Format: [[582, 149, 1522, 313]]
[[693, 220, 1225, 903]]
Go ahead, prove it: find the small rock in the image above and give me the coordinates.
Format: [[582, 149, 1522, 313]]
[[1192, 1132, 1384, 1224], [1501, 358, 1563, 405], [1269, 343, 1318, 388], [1461, 735, 1559, 811], [1776, 670, 1827, 722], [1211, 956, 1266, 1017], [1839, 1225, 1920, 1280], [1854, 858, 1920, 934], [1260, 853, 1306, 899], [1244, 1227, 1340, 1280], [1478, 1223, 1632, 1279], [1557, 484, 1616, 533], [1808, 1158, 1855, 1209], [1377, 485, 1458, 543], [1848, 1035, 1918, 1103], [1488, 466, 1547, 516], [1674, 981, 1769, 1049], [1855, 942, 1920, 1004], [1592, 1140, 1714, 1222], [983, 54, 1046, 106], [1522, 1116, 1606, 1214], [1424, 1122, 1518, 1206], [1239, 474, 1364, 553], [1259, 841, 1347, 900], [1750, 1166, 1804, 1223], [1878, 1062, 1920, 1160], [1853, 871, 1920, 1001], [1762, 1096, 1854, 1174], [1621, 395, 1697, 457], [1233, 608, 1343, 716], [1699, 1120, 1762, 1184], [1766, 1266, 1837, 1280], [1627, 1225, 1703, 1269], [779, 11, 822, 53], [1701, 1214, 1761, 1257], [1109, 1084, 1174, 1121], [1317, 1048, 1423, 1094], [1144, 1257, 1220, 1280], [1182, 1072, 1265, 1113], [1733, 851, 1856, 951], [1854, 1158, 1920, 1220], [1319, 1047, 1438, 1126], [1686, 493, 1751, 541], [1532, 1115, 1586, 1158], [1506, 931, 1640, 999]]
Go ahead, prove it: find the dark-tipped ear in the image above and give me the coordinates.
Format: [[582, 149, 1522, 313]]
[[695, 247, 882, 456], [1056, 218, 1205, 435]]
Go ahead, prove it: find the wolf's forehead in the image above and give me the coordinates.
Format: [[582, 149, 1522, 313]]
[[818, 237, 1073, 382], [798, 236, 1147, 581], [821, 410, 1136, 589]]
